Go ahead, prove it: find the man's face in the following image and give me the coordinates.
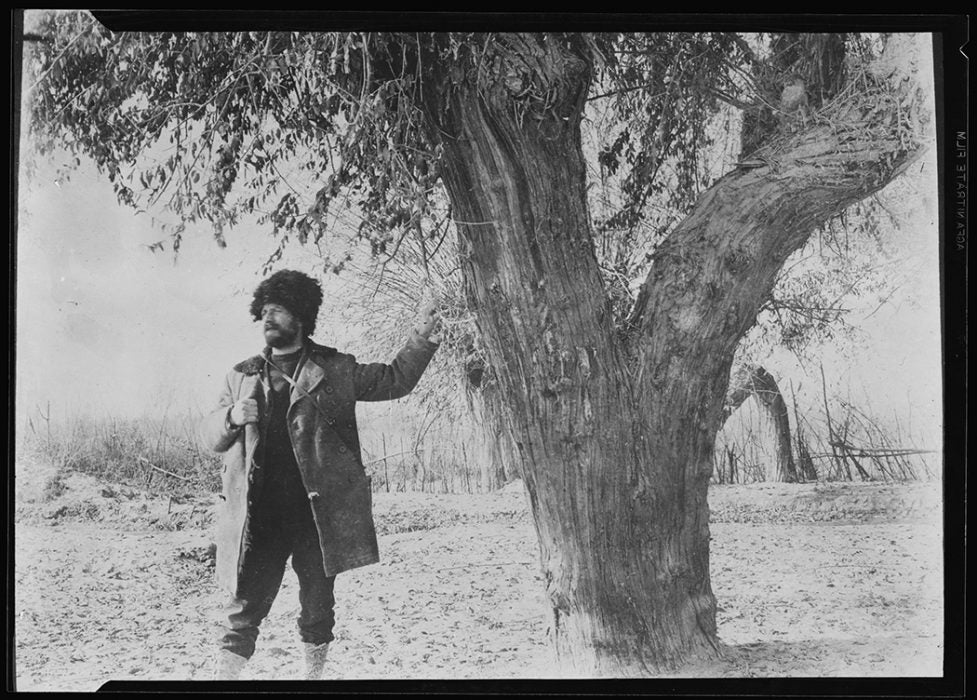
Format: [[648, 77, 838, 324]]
[[261, 303, 302, 348]]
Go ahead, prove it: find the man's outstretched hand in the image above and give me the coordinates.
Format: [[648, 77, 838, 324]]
[[415, 299, 443, 343]]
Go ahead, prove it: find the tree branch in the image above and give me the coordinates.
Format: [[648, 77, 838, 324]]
[[629, 36, 931, 413]]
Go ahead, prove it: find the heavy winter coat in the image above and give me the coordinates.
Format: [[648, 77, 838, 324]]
[[200, 332, 438, 596]]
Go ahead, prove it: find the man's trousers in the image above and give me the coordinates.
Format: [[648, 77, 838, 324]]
[[218, 503, 336, 659]]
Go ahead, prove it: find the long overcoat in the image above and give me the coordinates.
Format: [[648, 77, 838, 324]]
[[200, 331, 438, 596]]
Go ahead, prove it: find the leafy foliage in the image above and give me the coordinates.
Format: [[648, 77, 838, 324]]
[[26, 18, 838, 265], [26, 14, 443, 263], [593, 33, 755, 230], [24, 13, 920, 363], [581, 30, 907, 344], [583, 33, 756, 327]]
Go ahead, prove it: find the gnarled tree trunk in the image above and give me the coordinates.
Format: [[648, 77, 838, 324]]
[[723, 364, 798, 482], [24, 17, 932, 677], [424, 34, 718, 674], [420, 32, 929, 675]]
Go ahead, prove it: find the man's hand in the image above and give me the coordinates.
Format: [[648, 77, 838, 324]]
[[229, 398, 259, 427], [415, 299, 443, 343]]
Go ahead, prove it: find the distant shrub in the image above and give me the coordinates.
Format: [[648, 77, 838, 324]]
[[22, 408, 221, 498], [40, 472, 68, 502]]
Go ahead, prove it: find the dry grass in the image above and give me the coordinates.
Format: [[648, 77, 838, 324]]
[[20, 407, 222, 498]]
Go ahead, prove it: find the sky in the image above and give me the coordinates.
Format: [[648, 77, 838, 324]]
[[13, 27, 945, 458], [14, 158, 369, 422], [14, 150, 945, 453]]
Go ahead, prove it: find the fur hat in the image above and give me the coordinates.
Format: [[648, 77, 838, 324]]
[[249, 269, 323, 337]]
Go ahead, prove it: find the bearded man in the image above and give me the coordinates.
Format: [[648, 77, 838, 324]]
[[199, 269, 441, 680]]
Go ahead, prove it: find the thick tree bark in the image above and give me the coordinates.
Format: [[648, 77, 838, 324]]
[[423, 34, 720, 674], [481, 373, 519, 488], [723, 364, 798, 482], [465, 378, 511, 491], [462, 352, 505, 491], [420, 32, 928, 675]]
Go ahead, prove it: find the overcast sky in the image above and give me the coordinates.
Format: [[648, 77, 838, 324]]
[[14, 157, 369, 422], [13, 29, 944, 454], [14, 154, 943, 446]]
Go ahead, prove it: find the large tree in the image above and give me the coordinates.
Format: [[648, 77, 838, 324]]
[[22, 13, 932, 674]]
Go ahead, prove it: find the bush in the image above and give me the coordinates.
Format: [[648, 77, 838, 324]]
[[22, 410, 221, 498], [40, 472, 68, 502]]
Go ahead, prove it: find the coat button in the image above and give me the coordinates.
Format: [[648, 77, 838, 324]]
[[325, 386, 334, 394], [338, 445, 347, 453]]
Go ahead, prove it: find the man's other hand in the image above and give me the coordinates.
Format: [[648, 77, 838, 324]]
[[229, 398, 259, 427], [415, 299, 443, 343]]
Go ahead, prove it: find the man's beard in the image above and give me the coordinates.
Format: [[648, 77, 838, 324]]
[[264, 324, 300, 348]]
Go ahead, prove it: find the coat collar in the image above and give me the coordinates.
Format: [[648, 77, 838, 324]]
[[293, 342, 338, 399], [232, 355, 265, 376], [234, 339, 336, 401]]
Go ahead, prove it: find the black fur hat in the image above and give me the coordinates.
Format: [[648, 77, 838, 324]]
[[249, 269, 323, 337]]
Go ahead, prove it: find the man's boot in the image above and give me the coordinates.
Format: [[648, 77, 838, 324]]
[[303, 642, 330, 680], [212, 649, 248, 680]]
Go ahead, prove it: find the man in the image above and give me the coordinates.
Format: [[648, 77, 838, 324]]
[[199, 269, 441, 680]]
